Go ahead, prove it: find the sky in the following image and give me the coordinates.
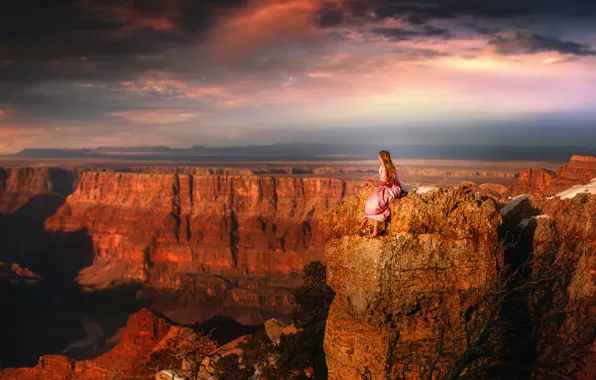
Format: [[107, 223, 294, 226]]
[[0, 0, 595, 153]]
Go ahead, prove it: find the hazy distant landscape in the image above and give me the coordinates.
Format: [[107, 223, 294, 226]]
[[8, 144, 595, 162]]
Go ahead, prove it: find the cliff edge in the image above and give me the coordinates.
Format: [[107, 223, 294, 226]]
[[322, 184, 595, 379], [321, 187, 503, 378]]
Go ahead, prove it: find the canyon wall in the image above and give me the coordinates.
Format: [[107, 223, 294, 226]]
[[551, 155, 596, 192], [509, 168, 555, 196], [45, 172, 358, 282], [39, 172, 358, 324], [510, 155, 596, 196], [0, 167, 75, 213], [501, 191, 596, 379]]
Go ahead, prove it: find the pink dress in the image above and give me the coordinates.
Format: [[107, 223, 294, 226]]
[[363, 165, 402, 222]]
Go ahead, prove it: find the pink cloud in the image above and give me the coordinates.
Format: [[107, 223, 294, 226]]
[[202, 0, 325, 60]]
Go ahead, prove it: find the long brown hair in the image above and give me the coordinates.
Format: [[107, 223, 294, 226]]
[[379, 150, 398, 183]]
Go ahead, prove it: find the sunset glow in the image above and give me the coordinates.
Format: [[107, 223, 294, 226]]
[[0, 0, 595, 152]]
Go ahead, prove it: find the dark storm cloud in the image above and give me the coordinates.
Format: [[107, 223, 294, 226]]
[[370, 3, 454, 24], [0, 0, 243, 61], [315, 4, 344, 28], [0, 0, 593, 68], [369, 0, 596, 18], [371, 25, 452, 41], [490, 33, 596, 56], [463, 22, 501, 36]]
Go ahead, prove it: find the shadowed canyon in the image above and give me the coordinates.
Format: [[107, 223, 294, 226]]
[[0, 156, 595, 379]]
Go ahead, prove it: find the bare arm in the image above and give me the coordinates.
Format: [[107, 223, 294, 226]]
[[365, 177, 389, 186]]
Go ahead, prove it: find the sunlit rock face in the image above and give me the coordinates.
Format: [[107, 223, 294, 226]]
[[321, 187, 503, 379], [45, 172, 358, 282], [509, 168, 556, 196], [40, 172, 358, 324], [0, 167, 76, 213], [551, 155, 596, 192], [323, 181, 596, 379], [509, 156, 596, 196]]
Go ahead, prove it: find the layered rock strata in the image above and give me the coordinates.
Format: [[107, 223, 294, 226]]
[[509, 168, 555, 196], [510, 156, 596, 196], [39, 172, 357, 324], [0, 167, 75, 213], [45, 172, 357, 282]]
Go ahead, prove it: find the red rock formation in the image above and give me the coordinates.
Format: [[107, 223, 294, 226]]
[[509, 167, 556, 196], [320, 182, 595, 379], [321, 187, 503, 379], [551, 155, 596, 193], [460, 181, 510, 200], [0, 309, 196, 380], [501, 192, 596, 379], [0, 168, 58, 213], [38, 172, 358, 324], [0, 262, 42, 284], [45, 172, 357, 282], [509, 156, 596, 196]]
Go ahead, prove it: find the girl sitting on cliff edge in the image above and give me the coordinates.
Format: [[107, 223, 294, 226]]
[[357, 150, 402, 238]]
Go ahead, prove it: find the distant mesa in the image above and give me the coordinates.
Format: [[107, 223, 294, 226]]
[[509, 155, 596, 196], [12, 145, 596, 161]]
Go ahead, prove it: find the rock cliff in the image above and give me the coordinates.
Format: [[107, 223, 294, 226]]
[[501, 190, 596, 379], [38, 172, 358, 324], [45, 172, 357, 283], [0, 167, 74, 213], [509, 168, 555, 196], [510, 156, 596, 196], [551, 155, 596, 192], [322, 181, 596, 379], [321, 187, 503, 379]]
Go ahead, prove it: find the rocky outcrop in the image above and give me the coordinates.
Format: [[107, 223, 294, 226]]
[[501, 190, 596, 379], [264, 319, 299, 344], [0, 308, 180, 379], [551, 155, 596, 193], [321, 187, 503, 379], [509, 168, 555, 196], [322, 180, 596, 379], [0, 262, 42, 284], [0, 167, 75, 213], [460, 181, 510, 200], [509, 156, 596, 196]]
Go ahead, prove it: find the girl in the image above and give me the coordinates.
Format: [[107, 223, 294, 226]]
[[357, 150, 402, 238]]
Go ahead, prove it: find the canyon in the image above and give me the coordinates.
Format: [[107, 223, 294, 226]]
[[0, 166, 358, 368], [1, 156, 594, 378]]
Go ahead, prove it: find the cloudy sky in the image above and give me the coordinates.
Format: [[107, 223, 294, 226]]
[[0, 0, 595, 153]]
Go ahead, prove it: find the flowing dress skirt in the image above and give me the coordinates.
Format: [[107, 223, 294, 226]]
[[363, 185, 401, 222]]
